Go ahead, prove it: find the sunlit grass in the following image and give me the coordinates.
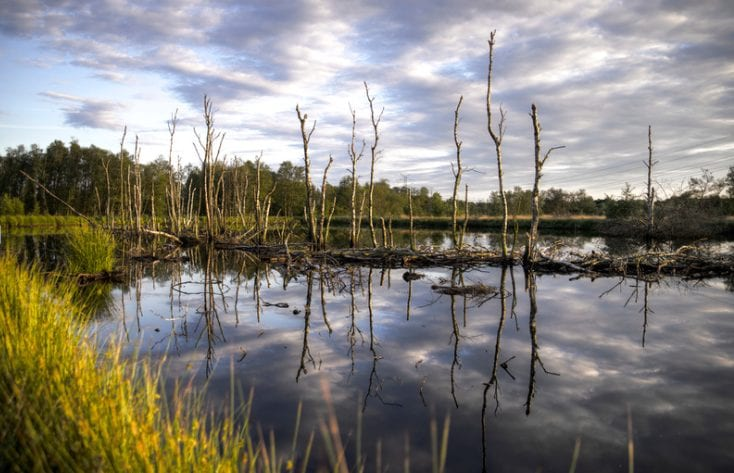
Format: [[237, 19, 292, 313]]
[[0, 256, 268, 471]]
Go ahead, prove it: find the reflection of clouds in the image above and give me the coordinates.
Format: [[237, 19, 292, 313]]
[[100, 262, 734, 472]]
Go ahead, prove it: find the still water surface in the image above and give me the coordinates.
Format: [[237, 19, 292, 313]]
[[85, 244, 734, 472]]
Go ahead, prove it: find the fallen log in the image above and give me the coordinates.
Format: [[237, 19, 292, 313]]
[[431, 283, 498, 296]]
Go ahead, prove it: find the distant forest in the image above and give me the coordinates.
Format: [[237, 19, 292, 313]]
[[1, 140, 733, 221]]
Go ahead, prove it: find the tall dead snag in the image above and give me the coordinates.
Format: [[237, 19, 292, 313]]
[[317, 155, 335, 250], [296, 105, 317, 244], [364, 82, 384, 248], [486, 31, 509, 260], [347, 104, 366, 248], [194, 95, 226, 239], [527, 103, 564, 265], [645, 125, 657, 240], [166, 109, 181, 234], [451, 95, 465, 249]]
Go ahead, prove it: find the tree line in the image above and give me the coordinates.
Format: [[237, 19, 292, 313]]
[[1, 140, 733, 221]]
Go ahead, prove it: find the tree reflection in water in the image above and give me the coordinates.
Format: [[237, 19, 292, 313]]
[[296, 271, 315, 382], [96, 243, 733, 472], [524, 270, 560, 416]]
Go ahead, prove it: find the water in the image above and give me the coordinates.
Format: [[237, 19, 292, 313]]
[[86, 246, 733, 472]]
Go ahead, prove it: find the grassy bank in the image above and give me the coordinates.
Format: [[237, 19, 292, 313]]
[[0, 256, 279, 471]]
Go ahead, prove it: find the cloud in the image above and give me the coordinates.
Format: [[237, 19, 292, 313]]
[[2, 0, 733, 197], [39, 92, 123, 129]]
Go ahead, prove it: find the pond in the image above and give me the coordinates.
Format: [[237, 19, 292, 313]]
[[86, 243, 733, 472], [3, 231, 733, 471]]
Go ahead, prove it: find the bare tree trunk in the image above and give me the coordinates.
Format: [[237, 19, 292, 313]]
[[451, 95, 464, 249], [118, 126, 127, 229], [194, 95, 225, 240], [296, 104, 317, 244], [645, 125, 656, 240], [364, 82, 383, 249], [167, 109, 180, 234], [348, 104, 365, 248], [356, 190, 366, 244], [486, 31, 509, 260], [527, 103, 564, 266], [318, 155, 334, 250], [461, 184, 469, 248]]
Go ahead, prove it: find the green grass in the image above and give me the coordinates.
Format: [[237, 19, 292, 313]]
[[63, 226, 117, 274], [0, 256, 276, 471]]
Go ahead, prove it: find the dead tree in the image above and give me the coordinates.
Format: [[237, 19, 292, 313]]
[[347, 104, 366, 248], [364, 82, 384, 248], [645, 125, 657, 240], [486, 31, 509, 260], [451, 95, 465, 249], [527, 103, 564, 265], [296, 105, 317, 244], [166, 109, 181, 234], [194, 95, 226, 239]]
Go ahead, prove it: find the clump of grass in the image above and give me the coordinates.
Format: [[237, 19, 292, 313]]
[[0, 256, 275, 471], [64, 226, 116, 274]]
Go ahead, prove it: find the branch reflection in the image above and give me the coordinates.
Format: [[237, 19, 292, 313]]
[[524, 270, 559, 416]]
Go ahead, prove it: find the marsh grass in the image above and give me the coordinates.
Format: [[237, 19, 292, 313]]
[[0, 256, 294, 472], [64, 226, 117, 275]]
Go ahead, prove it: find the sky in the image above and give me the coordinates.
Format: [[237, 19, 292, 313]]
[[0, 0, 732, 200]]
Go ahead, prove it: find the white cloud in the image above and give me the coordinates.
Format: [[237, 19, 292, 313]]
[[39, 91, 123, 130], [1, 0, 732, 198]]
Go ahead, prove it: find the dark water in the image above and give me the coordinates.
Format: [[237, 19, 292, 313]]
[[2, 231, 732, 471], [85, 246, 734, 473]]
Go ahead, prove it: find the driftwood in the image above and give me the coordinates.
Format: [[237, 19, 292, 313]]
[[431, 283, 498, 296], [75, 270, 125, 286], [141, 228, 183, 245], [533, 246, 733, 279], [212, 242, 732, 280]]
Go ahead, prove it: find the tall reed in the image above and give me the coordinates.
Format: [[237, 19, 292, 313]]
[[0, 257, 270, 471]]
